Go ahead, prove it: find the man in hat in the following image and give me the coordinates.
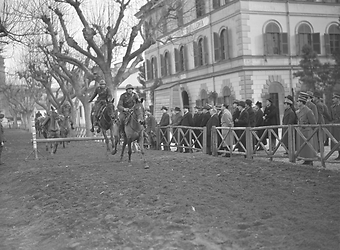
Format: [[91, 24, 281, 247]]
[[263, 98, 279, 150], [296, 93, 317, 165], [200, 105, 211, 127], [206, 106, 220, 155], [180, 105, 194, 153], [145, 109, 157, 149], [159, 106, 170, 150], [0, 113, 5, 165], [300, 91, 318, 122], [254, 101, 265, 150], [330, 92, 340, 160], [193, 106, 203, 149], [245, 99, 255, 127], [220, 104, 233, 155], [282, 96, 297, 153], [232, 100, 240, 123], [117, 83, 139, 136], [171, 107, 182, 152], [88, 79, 113, 133], [234, 101, 249, 152]]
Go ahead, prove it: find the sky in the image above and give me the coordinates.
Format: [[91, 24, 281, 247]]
[[3, 0, 145, 76]]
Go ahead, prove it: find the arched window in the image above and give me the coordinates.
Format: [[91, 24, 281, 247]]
[[263, 22, 288, 55], [326, 24, 340, 54], [164, 52, 171, 76], [296, 23, 320, 55], [222, 86, 232, 107], [194, 37, 208, 67], [214, 28, 229, 61], [174, 46, 187, 73], [197, 89, 208, 107]]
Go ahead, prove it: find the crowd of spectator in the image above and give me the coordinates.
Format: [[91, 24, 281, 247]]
[[144, 90, 340, 165]]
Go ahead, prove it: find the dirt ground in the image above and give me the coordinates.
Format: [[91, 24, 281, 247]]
[[0, 129, 339, 250]]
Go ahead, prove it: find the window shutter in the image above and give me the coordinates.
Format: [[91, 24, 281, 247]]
[[146, 59, 151, 80], [160, 54, 165, 77], [223, 28, 229, 59], [280, 33, 288, 55], [167, 53, 172, 75], [204, 36, 209, 65], [263, 33, 269, 55], [183, 45, 188, 71], [296, 34, 303, 56], [154, 57, 158, 79], [214, 32, 221, 62], [174, 48, 179, 73], [193, 41, 198, 68], [324, 33, 331, 55], [312, 33, 321, 54], [213, 0, 220, 9]]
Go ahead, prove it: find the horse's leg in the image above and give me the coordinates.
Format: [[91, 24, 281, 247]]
[[102, 130, 110, 152], [139, 133, 149, 169], [127, 139, 132, 163], [109, 128, 116, 155], [120, 136, 127, 161]]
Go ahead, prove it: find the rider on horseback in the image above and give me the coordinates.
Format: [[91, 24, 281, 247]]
[[117, 84, 139, 136], [88, 79, 113, 133]]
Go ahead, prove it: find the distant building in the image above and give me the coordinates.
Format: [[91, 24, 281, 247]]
[[139, 0, 340, 122]]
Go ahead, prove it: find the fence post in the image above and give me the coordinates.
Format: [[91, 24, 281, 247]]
[[318, 125, 325, 168], [167, 126, 171, 150], [31, 116, 39, 160], [156, 126, 160, 150], [202, 127, 207, 154], [245, 127, 253, 159], [212, 126, 217, 156], [288, 125, 294, 163]]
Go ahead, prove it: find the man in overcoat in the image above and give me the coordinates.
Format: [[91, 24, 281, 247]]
[[206, 107, 220, 155], [296, 94, 317, 165], [145, 109, 157, 149], [159, 106, 170, 150], [330, 92, 340, 160], [171, 107, 183, 152], [254, 101, 265, 150], [263, 98, 279, 150], [193, 106, 203, 149], [282, 96, 297, 153], [180, 106, 194, 153], [234, 101, 249, 152]]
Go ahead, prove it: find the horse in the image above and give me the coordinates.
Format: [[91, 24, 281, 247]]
[[96, 99, 120, 155], [119, 99, 149, 168], [58, 114, 74, 148], [41, 111, 61, 154]]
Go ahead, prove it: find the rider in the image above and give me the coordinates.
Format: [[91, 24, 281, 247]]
[[88, 79, 113, 133], [117, 84, 139, 136]]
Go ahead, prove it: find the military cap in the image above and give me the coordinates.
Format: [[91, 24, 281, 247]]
[[125, 84, 134, 90]]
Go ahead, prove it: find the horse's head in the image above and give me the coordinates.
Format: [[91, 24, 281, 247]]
[[132, 99, 145, 125]]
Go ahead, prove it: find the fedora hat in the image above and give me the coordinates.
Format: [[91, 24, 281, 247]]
[[245, 99, 252, 106], [284, 98, 293, 105], [174, 107, 181, 112], [267, 98, 273, 103], [255, 101, 262, 108], [125, 84, 134, 90], [161, 106, 168, 111], [238, 101, 246, 108]]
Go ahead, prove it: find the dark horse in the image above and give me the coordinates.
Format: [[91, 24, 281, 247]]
[[41, 110, 61, 154], [119, 100, 149, 168], [96, 99, 120, 154], [58, 114, 74, 148]]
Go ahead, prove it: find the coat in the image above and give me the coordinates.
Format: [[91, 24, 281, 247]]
[[193, 112, 203, 127], [206, 114, 220, 154], [234, 109, 249, 151], [220, 109, 234, 147], [296, 105, 317, 159], [0, 123, 4, 144], [145, 115, 157, 134], [306, 101, 318, 123], [330, 103, 340, 150], [159, 112, 170, 127], [263, 104, 279, 141], [180, 112, 193, 127], [246, 107, 255, 127], [200, 112, 211, 127], [282, 107, 297, 149]]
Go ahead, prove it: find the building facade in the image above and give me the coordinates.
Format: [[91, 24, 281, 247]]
[[142, 0, 340, 122]]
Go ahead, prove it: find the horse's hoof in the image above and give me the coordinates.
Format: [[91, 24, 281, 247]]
[[144, 165, 149, 169]]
